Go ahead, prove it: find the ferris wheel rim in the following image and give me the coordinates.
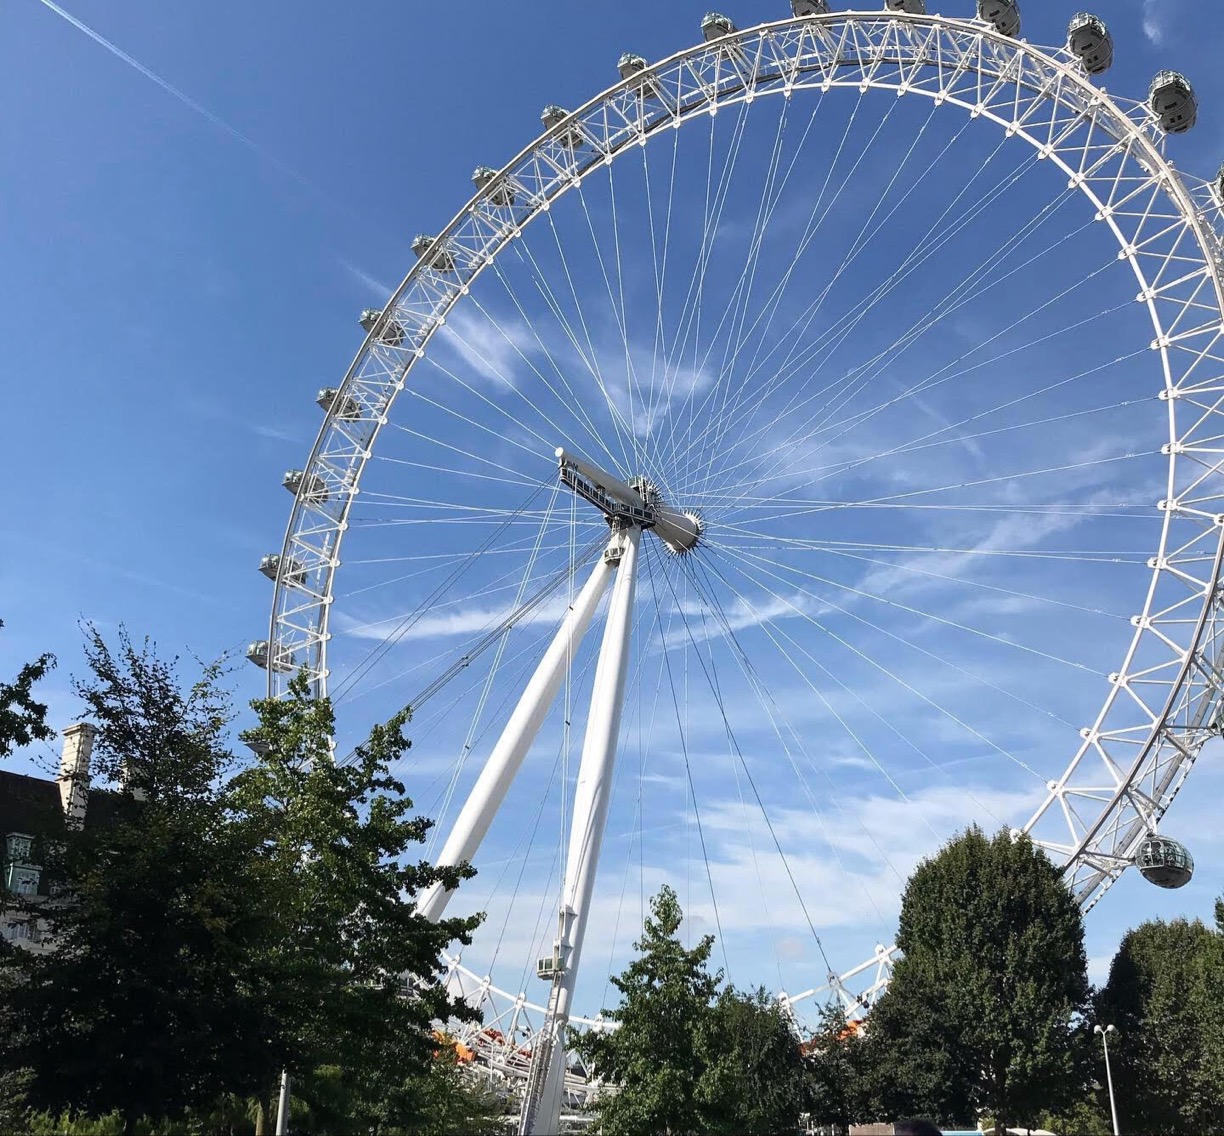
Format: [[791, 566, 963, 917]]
[[264, 8, 1224, 1028]]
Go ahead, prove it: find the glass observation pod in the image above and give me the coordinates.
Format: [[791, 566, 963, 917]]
[[1067, 13, 1114, 75], [472, 165, 516, 207], [411, 235, 456, 273], [1214, 162, 1224, 207], [886, 0, 927, 12], [282, 469, 328, 503], [977, 0, 1021, 38], [1135, 836, 1194, 889], [701, 11, 737, 42], [316, 387, 361, 420], [540, 105, 584, 150], [245, 640, 294, 673], [790, 0, 831, 16], [1149, 70, 1198, 134], [358, 307, 406, 347], [258, 554, 306, 587], [617, 52, 661, 99], [617, 51, 648, 80]]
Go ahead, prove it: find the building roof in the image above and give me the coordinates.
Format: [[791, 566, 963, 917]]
[[0, 770, 63, 840]]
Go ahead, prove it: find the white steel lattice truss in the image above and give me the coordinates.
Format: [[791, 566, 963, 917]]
[[267, 6, 1224, 1100]]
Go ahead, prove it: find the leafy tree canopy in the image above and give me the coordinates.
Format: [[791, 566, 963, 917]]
[[0, 619, 55, 761], [865, 826, 1089, 1132], [0, 631, 485, 1136], [573, 884, 722, 1135], [573, 886, 808, 1135], [1097, 909, 1224, 1135]]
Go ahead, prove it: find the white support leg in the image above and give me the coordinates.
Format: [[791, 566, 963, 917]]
[[521, 524, 641, 1136], [418, 553, 614, 923]]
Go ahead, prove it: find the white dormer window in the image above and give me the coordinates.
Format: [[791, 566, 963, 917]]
[[5, 834, 33, 864]]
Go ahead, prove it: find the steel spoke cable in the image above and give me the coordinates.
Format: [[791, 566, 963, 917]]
[[724, 100, 968, 423], [329, 481, 551, 704], [459, 288, 615, 463], [705, 95, 940, 468], [716, 450, 1157, 531], [679, 551, 902, 924], [574, 170, 650, 475], [705, 545, 1052, 785], [661, 98, 756, 456], [333, 530, 605, 734], [692, 191, 1099, 500], [682, 129, 1034, 484], [510, 219, 638, 473], [665, 99, 759, 484], [661, 555, 836, 975], [673, 91, 897, 485], [719, 540, 1097, 676], [432, 486, 563, 840], [711, 373, 1146, 516], [644, 540, 730, 974], [696, 240, 1121, 499], [707, 542, 1078, 737]]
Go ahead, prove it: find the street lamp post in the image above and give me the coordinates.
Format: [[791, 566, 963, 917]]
[[1094, 1024, 1120, 1136]]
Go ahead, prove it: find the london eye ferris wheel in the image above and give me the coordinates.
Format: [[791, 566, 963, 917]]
[[250, 3, 1224, 1129]]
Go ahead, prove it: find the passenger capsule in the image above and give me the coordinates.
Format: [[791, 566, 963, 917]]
[[977, 0, 1020, 38], [472, 165, 516, 207], [541, 105, 585, 150], [886, 0, 926, 12], [1149, 70, 1198, 134], [411, 235, 456, 273], [316, 387, 360, 420], [1067, 13, 1113, 75], [701, 12, 737, 41], [618, 52, 648, 80], [283, 469, 328, 503], [790, 0, 830, 15], [258, 554, 306, 586], [1214, 162, 1224, 206], [245, 640, 293, 673], [1135, 835, 1194, 889], [358, 308, 405, 347]]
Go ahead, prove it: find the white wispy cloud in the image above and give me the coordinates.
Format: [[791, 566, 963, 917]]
[[332, 592, 586, 643], [436, 305, 538, 388], [1142, 0, 1165, 45], [341, 259, 395, 297]]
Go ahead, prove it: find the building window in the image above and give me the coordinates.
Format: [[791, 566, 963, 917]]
[[4, 865, 40, 896], [5, 834, 33, 864]]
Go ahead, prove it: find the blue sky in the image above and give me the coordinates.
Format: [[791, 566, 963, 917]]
[[4, 0, 1224, 1022]]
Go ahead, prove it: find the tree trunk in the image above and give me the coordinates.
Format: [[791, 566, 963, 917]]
[[255, 1097, 267, 1136]]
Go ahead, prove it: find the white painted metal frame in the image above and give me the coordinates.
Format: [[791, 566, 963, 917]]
[[265, 4, 1224, 1079]]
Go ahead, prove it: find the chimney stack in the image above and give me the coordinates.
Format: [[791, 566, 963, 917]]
[[58, 723, 95, 828]]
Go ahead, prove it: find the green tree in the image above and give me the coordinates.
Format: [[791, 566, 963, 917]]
[[0, 629, 255, 1133], [572, 885, 722, 1135], [0, 619, 54, 760], [803, 1003, 869, 1135], [697, 986, 807, 1134], [230, 675, 483, 1133], [865, 826, 1089, 1132], [1096, 912, 1224, 1135]]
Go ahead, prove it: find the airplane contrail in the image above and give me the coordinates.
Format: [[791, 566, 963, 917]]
[[35, 0, 270, 157], [32, 0, 366, 221]]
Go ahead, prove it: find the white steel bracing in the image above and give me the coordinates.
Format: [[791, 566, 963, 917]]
[[519, 524, 641, 1136], [265, 5, 1224, 1088], [417, 554, 614, 923]]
